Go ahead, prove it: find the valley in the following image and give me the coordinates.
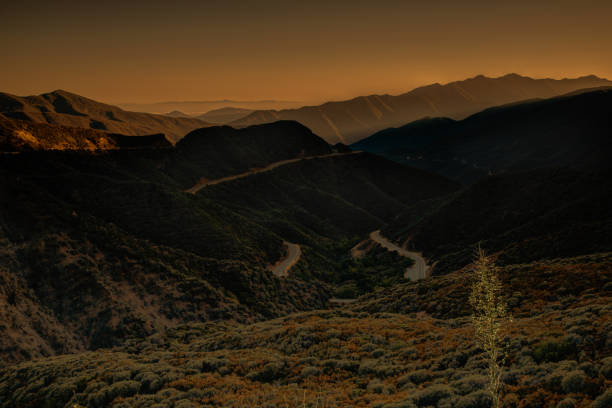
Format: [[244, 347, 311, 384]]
[[0, 76, 611, 408]]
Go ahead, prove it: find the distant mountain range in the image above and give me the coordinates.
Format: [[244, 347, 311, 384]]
[[231, 74, 612, 144], [195, 107, 255, 124], [352, 87, 612, 183], [3, 74, 609, 146], [0, 90, 210, 143], [119, 99, 305, 115]]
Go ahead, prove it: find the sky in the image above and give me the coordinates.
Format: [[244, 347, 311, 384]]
[[1, 0, 611, 104]]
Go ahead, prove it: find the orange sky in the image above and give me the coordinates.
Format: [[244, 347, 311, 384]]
[[1, 0, 611, 104]]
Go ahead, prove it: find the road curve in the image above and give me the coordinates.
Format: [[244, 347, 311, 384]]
[[267, 241, 301, 277], [369, 230, 429, 281], [185, 151, 361, 194]]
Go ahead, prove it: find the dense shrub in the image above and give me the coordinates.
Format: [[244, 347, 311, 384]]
[[600, 357, 612, 380], [367, 379, 385, 394], [412, 384, 454, 406], [532, 337, 578, 363], [135, 371, 164, 393], [408, 369, 433, 385], [450, 375, 487, 395], [300, 366, 320, 378], [246, 360, 287, 382], [592, 388, 612, 408], [561, 370, 586, 393], [556, 397, 576, 408], [454, 390, 493, 408]]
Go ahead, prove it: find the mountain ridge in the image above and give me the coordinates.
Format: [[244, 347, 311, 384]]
[[230, 74, 612, 144], [0, 90, 211, 143], [352, 87, 612, 183]]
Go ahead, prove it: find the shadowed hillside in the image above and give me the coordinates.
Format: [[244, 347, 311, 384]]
[[0, 120, 459, 364], [382, 168, 612, 276], [1, 93, 611, 408], [0, 90, 211, 143], [231, 74, 611, 144], [352, 88, 612, 183]]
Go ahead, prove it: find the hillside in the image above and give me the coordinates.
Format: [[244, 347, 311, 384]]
[[352, 88, 612, 183], [382, 168, 612, 276], [169, 121, 333, 185], [1, 99, 611, 408], [1, 252, 609, 407], [0, 90, 211, 143], [0, 114, 172, 151], [231, 74, 612, 144], [0, 120, 459, 364]]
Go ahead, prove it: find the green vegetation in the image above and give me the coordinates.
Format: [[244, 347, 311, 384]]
[[384, 168, 612, 276], [469, 247, 511, 407], [0, 122, 459, 365], [1, 103, 611, 408], [1, 252, 610, 407]]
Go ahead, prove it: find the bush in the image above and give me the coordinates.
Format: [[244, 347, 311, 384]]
[[532, 337, 577, 363], [246, 360, 286, 382], [412, 384, 454, 407], [367, 379, 385, 394], [502, 393, 520, 408], [409, 369, 432, 385], [175, 400, 197, 408], [396, 373, 414, 390], [561, 370, 586, 393], [451, 375, 487, 395], [455, 390, 493, 408], [600, 357, 612, 380], [88, 380, 140, 407], [300, 366, 320, 378], [556, 398, 576, 408], [592, 388, 612, 408], [136, 371, 163, 393], [578, 362, 597, 378], [382, 401, 417, 408]]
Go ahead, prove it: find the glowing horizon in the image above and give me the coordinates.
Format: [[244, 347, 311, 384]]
[[2, 0, 611, 104]]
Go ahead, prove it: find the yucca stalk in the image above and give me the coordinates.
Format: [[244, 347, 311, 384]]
[[469, 245, 510, 408]]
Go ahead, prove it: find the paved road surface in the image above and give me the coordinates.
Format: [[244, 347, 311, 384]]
[[267, 241, 301, 277], [186, 151, 360, 194], [369, 230, 429, 281]]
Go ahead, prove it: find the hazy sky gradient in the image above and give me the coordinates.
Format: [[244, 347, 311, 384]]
[[1, 0, 611, 103]]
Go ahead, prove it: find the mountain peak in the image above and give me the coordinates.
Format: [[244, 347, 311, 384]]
[[500, 73, 525, 79]]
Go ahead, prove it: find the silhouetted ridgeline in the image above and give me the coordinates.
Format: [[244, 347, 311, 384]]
[[353, 88, 612, 183], [232, 74, 612, 144]]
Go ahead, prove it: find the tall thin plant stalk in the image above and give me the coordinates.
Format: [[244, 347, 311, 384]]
[[469, 245, 511, 408]]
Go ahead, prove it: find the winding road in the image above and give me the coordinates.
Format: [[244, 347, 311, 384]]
[[369, 230, 429, 281], [183, 150, 427, 283], [267, 241, 302, 277], [185, 151, 360, 194]]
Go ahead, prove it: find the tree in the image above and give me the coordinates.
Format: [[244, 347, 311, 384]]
[[469, 245, 511, 408]]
